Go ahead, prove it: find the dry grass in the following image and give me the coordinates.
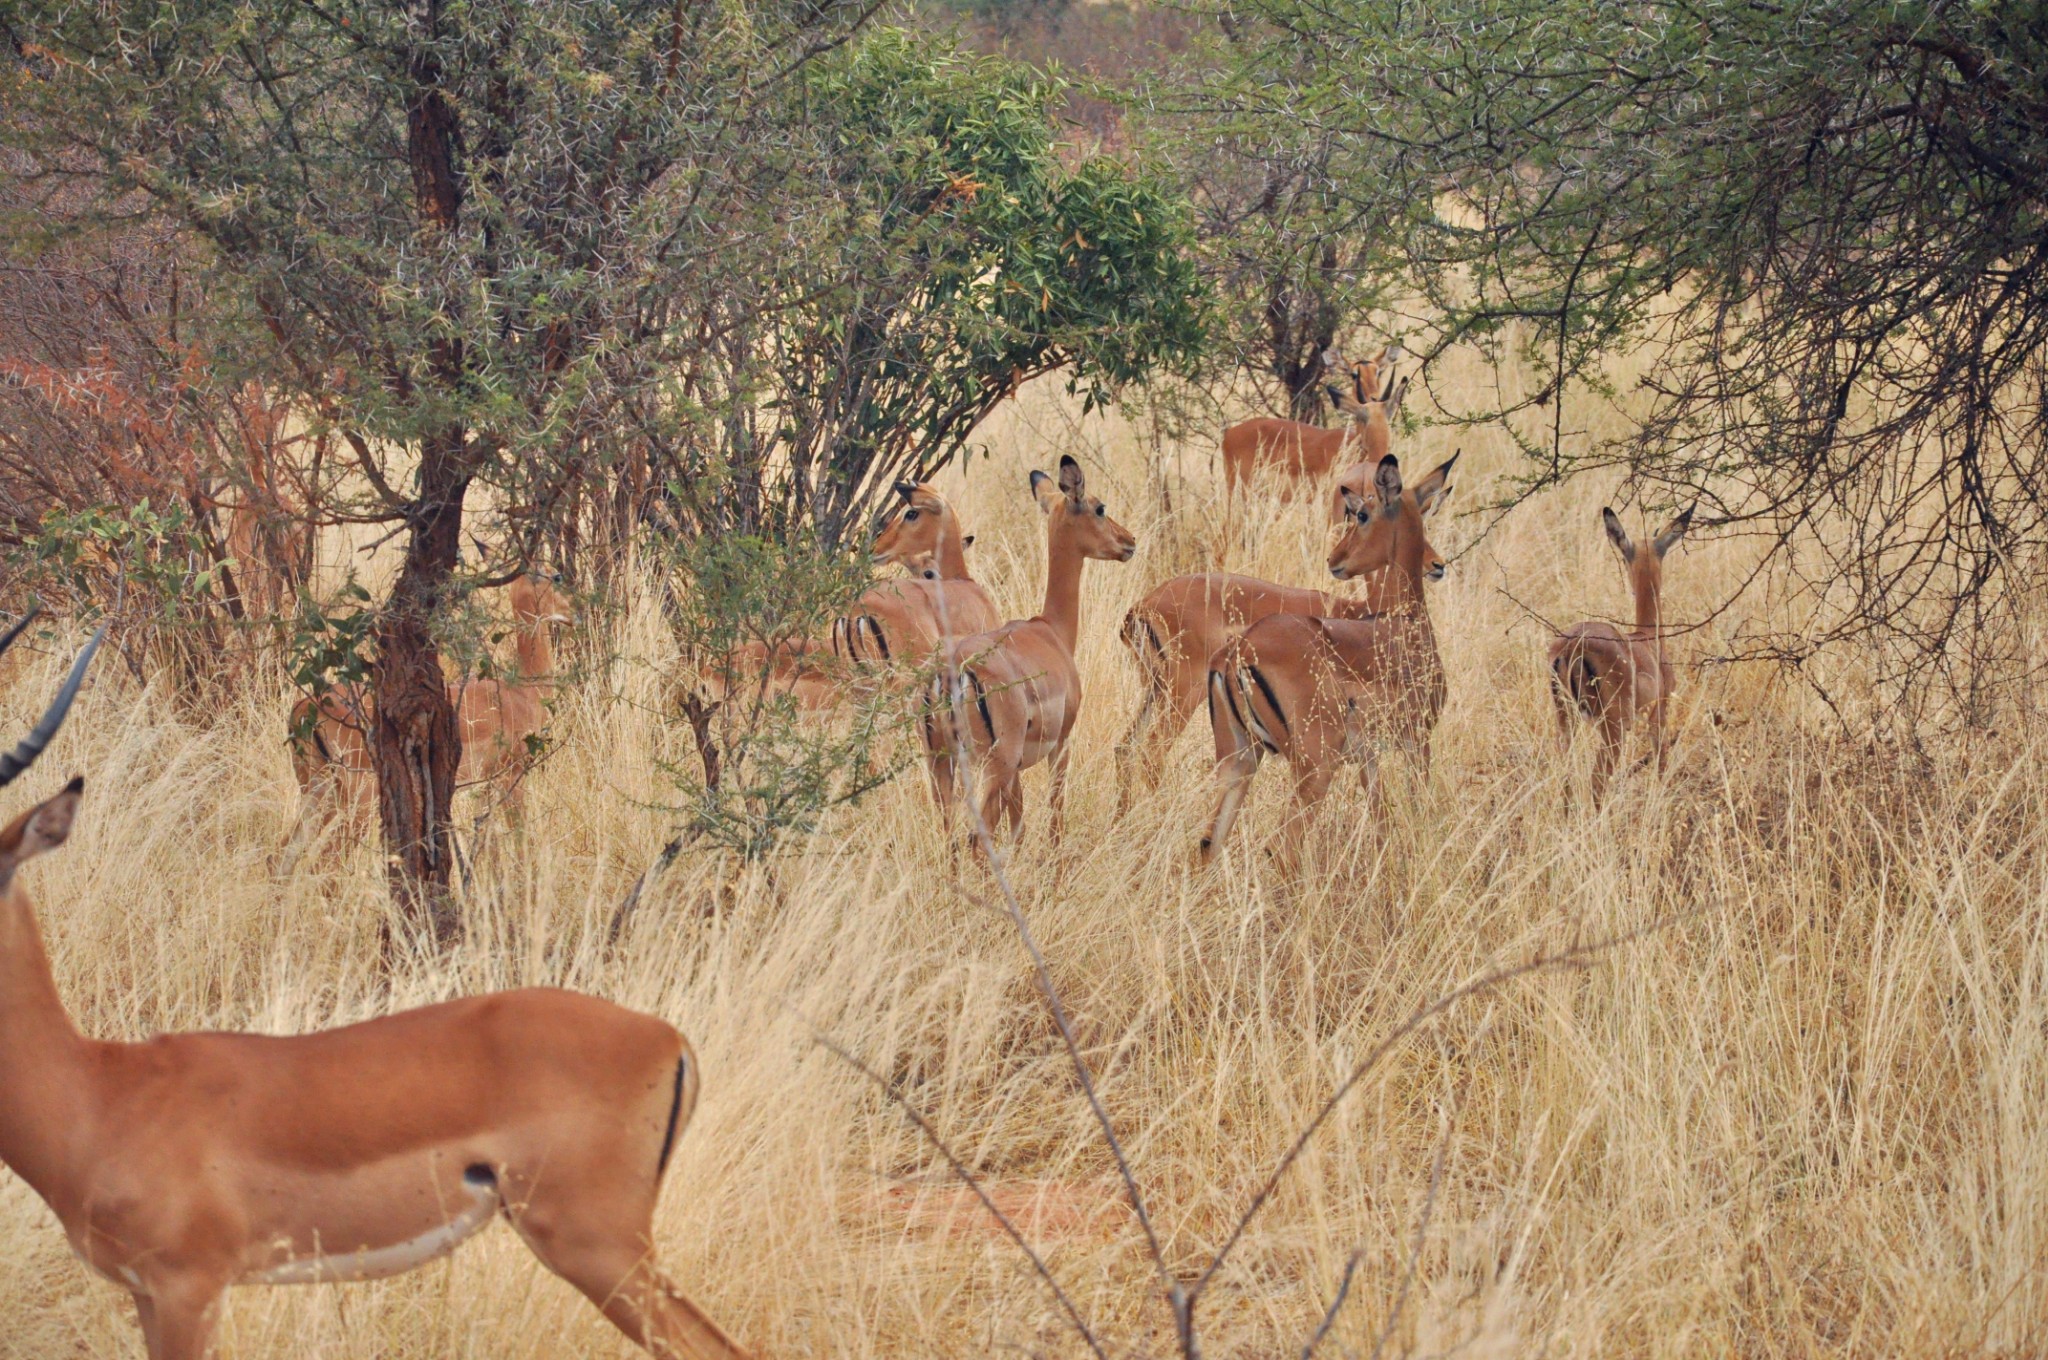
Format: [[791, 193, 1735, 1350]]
[[2, 358, 2046, 1359]]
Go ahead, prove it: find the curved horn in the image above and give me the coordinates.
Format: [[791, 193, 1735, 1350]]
[[0, 605, 41, 663], [0, 624, 104, 788]]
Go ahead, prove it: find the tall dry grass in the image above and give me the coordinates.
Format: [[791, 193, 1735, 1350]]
[[1, 355, 2045, 1359]]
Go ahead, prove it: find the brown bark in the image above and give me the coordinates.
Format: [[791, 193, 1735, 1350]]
[[373, 0, 472, 948]]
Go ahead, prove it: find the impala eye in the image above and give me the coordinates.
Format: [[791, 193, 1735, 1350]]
[[1095, 504, 1106, 517], [904, 509, 920, 521]]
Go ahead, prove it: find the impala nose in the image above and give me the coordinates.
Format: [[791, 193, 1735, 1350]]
[[1425, 562, 1446, 583], [1330, 564, 1350, 580]]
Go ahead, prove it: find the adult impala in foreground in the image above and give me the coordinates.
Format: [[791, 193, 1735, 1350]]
[[1201, 454, 1454, 864], [0, 622, 749, 1360], [923, 456, 1136, 850], [1549, 504, 1695, 802]]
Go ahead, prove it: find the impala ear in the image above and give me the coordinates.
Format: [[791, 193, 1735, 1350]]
[[1654, 502, 1696, 557], [1341, 488, 1370, 522], [1373, 455, 1403, 513], [1387, 375, 1409, 415], [961, 534, 975, 550], [1030, 469, 1059, 513], [1057, 453, 1085, 503], [893, 481, 918, 503], [1602, 507, 1636, 563], [0, 775, 82, 887], [1326, 383, 1345, 410], [1412, 449, 1457, 515]]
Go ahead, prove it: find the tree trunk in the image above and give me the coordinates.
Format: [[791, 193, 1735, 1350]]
[[371, 428, 470, 948], [374, 0, 470, 948]]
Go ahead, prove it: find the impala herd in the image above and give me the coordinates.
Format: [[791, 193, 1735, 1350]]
[[0, 344, 1697, 1359]]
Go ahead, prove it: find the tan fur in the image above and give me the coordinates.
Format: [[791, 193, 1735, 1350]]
[[922, 456, 1137, 851], [0, 653, 748, 1360], [1219, 345, 1402, 517], [1116, 456, 1449, 810], [286, 574, 572, 833], [1199, 454, 1455, 865], [706, 485, 999, 712], [1547, 505, 1695, 803]]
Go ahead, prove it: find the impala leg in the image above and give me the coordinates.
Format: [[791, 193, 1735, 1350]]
[[1591, 707, 1626, 807], [1200, 742, 1261, 863], [1276, 753, 1339, 873], [1651, 696, 1669, 774], [1047, 741, 1072, 845], [1113, 688, 1156, 818], [134, 1279, 223, 1360]]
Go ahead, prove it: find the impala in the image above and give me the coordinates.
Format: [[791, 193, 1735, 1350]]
[[1220, 344, 1403, 517], [923, 455, 1136, 849], [1548, 504, 1694, 802], [1116, 452, 1456, 810], [0, 622, 749, 1360], [1200, 454, 1453, 864], [288, 571, 572, 828], [1326, 365, 1410, 524], [708, 483, 997, 710], [833, 481, 1001, 666]]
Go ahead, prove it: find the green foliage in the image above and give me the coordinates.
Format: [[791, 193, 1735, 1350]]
[[659, 26, 1207, 544], [657, 525, 914, 861]]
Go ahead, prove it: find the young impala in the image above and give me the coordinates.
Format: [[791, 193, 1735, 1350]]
[[1548, 504, 1695, 802], [0, 621, 749, 1360], [288, 571, 572, 826], [1220, 345, 1403, 517], [1200, 454, 1454, 865], [1116, 452, 1456, 810], [923, 455, 1136, 851]]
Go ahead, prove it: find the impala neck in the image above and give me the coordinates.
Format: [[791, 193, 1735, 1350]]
[[1040, 519, 1086, 654], [1632, 567, 1662, 639], [0, 885, 92, 1196], [932, 517, 973, 582], [514, 617, 555, 688]]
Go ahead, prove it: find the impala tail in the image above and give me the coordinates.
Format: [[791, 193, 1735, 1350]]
[[1553, 648, 1599, 717]]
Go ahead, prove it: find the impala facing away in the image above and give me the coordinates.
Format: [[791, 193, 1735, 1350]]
[[1201, 454, 1453, 864], [923, 455, 1136, 850], [1220, 344, 1403, 518], [0, 623, 748, 1360], [1548, 504, 1695, 802], [1116, 451, 1456, 810], [289, 571, 572, 827]]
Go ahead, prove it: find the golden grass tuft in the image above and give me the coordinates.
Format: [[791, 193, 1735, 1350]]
[[1, 361, 2045, 1358]]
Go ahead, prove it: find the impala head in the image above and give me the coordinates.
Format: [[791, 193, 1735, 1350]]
[[0, 609, 101, 895], [873, 481, 964, 570], [509, 571, 573, 627], [1030, 455, 1137, 562], [1602, 502, 1695, 598], [1329, 451, 1457, 587], [1327, 362, 1408, 426]]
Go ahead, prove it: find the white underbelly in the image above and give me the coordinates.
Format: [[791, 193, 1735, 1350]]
[[243, 1173, 499, 1285]]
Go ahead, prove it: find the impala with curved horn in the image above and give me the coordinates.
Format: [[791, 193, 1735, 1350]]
[[1548, 504, 1695, 802], [0, 619, 749, 1360], [1116, 452, 1456, 811], [923, 456, 1136, 850], [1220, 344, 1404, 519], [1200, 453, 1452, 865]]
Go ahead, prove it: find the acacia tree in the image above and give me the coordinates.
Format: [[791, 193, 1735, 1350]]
[[1206, 0, 2048, 716], [638, 28, 1206, 545], [1, 0, 878, 940]]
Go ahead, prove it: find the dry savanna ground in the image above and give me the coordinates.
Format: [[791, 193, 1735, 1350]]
[[1, 351, 2045, 1359]]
